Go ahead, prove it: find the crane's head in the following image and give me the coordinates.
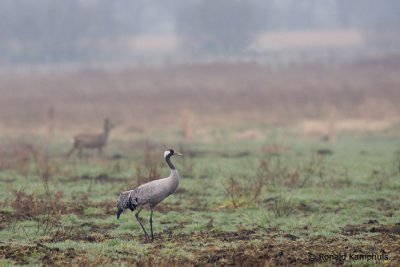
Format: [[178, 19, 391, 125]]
[[164, 149, 183, 159]]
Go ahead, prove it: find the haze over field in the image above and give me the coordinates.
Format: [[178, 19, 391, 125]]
[[0, 0, 399, 67], [0, 0, 398, 134]]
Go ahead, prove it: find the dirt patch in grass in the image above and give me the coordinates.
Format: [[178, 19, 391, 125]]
[[0, 177, 14, 182], [193, 234, 399, 266], [91, 200, 116, 216], [154, 230, 399, 266], [343, 222, 400, 235], [42, 229, 108, 243], [79, 222, 118, 231], [2, 228, 400, 266], [0, 242, 108, 266], [39, 222, 117, 243], [168, 229, 259, 243], [126, 201, 207, 215], [155, 203, 185, 214], [114, 229, 400, 266]]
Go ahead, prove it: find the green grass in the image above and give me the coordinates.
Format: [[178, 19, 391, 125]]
[[1, 131, 400, 265]]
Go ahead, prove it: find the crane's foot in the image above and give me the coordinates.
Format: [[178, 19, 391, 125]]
[[142, 235, 152, 243], [143, 233, 154, 243]]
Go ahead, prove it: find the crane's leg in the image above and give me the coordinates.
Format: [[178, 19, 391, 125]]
[[78, 148, 83, 158], [134, 207, 150, 241], [149, 207, 154, 241]]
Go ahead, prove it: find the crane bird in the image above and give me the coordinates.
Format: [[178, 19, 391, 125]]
[[116, 149, 183, 241]]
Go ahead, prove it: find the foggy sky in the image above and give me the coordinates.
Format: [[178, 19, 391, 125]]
[[0, 0, 399, 66]]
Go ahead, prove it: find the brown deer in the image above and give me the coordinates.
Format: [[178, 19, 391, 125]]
[[67, 118, 115, 157]]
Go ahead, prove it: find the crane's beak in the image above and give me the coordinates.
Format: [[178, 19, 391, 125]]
[[176, 152, 183, 156]]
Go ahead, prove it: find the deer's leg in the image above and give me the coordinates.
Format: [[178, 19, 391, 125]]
[[66, 147, 75, 158], [66, 141, 78, 158]]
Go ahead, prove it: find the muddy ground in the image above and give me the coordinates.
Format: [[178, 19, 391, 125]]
[[1, 222, 399, 266]]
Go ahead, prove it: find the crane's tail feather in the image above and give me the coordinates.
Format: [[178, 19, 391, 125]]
[[117, 208, 123, 219], [116, 190, 138, 219]]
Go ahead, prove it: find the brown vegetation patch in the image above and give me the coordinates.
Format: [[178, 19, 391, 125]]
[[174, 187, 187, 195], [262, 144, 290, 156], [0, 210, 26, 224], [62, 174, 129, 183], [0, 142, 37, 174], [220, 151, 251, 158], [11, 191, 57, 219], [180, 149, 209, 158], [11, 191, 95, 219], [1, 62, 399, 134], [232, 129, 265, 141], [299, 119, 397, 137], [9, 190, 124, 220]]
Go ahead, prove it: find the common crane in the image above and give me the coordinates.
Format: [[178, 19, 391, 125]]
[[116, 149, 183, 241]]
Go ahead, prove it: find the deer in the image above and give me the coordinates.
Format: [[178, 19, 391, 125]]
[[67, 118, 115, 157]]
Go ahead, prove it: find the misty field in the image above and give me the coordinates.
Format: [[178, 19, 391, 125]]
[[1, 61, 400, 266]]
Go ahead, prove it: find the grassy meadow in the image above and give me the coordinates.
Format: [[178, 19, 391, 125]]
[[1, 60, 400, 266]]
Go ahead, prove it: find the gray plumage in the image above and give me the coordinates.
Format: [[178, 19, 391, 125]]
[[116, 149, 182, 241], [67, 118, 114, 157]]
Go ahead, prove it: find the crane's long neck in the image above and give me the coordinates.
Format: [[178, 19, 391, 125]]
[[165, 154, 176, 170], [165, 154, 179, 193]]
